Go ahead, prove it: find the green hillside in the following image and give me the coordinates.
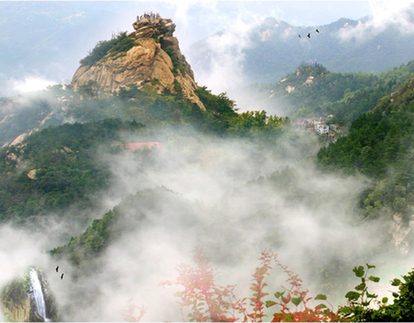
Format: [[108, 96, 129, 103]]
[[0, 119, 145, 223], [252, 60, 414, 125], [317, 74, 414, 221], [49, 186, 196, 265], [0, 79, 292, 227]]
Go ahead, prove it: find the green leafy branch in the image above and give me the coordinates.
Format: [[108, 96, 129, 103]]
[[338, 263, 385, 320]]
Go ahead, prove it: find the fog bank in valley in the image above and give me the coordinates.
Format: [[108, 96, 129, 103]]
[[37, 126, 406, 321], [2, 1, 414, 320]]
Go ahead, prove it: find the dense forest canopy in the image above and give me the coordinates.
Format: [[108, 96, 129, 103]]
[[317, 73, 414, 222]]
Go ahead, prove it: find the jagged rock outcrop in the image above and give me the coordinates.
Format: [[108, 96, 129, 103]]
[[71, 13, 205, 110]]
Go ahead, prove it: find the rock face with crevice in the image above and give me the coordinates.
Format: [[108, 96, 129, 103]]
[[71, 13, 205, 110]]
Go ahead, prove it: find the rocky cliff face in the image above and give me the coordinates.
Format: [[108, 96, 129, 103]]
[[71, 13, 205, 110], [1, 268, 59, 322]]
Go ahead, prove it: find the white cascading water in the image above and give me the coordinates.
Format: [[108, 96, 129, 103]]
[[29, 268, 50, 321]]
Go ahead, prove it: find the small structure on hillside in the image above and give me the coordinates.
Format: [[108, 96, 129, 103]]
[[329, 124, 340, 132], [124, 142, 162, 152], [296, 117, 341, 138], [314, 123, 329, 135]]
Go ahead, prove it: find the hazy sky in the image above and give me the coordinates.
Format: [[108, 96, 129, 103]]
[[194, 1, 373, 26], [83, 1, 413, 52], [3, 0, 414, 94], [96, 1, 409, 27]]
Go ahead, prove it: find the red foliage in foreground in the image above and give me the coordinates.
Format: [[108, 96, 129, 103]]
[[160, 248, 344, 322]]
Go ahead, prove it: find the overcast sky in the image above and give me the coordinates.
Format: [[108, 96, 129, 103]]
[[103, 1, 410, 26], [3, 0, 413, 94], [89, 1, 413, 50]]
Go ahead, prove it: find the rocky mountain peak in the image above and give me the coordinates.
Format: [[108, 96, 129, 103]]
[[133, 12, 175, 38], [71, 12, 205, 110]]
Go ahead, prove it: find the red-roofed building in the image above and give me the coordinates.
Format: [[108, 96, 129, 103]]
[[125, 142, 162, 151]]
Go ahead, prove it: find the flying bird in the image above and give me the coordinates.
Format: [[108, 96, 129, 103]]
[[307, 33, 311, 38], [55, 266, 59, 273], [61, 273, 64, 280], [316, 29, 320, 33], [298, 34, 301, 38]]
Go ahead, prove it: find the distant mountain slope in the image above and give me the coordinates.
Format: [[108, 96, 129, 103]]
[[238, 59, 414, 125], [317, 73, 414, 224], [189, 16, 414, 84]]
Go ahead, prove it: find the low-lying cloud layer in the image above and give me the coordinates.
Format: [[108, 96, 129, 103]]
[[337, 1, 414, 42], [0, 124, 410, 321], [0, 126, 406, 321], [10, 77, 58, 95]]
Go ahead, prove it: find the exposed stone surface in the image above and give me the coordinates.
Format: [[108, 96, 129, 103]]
[[390, 213, 414, 255], [27, 169, 37, 180], [10, 132, 29, 146], [1, 268, 59, 322], [285, 85, 295, 93], [71, 13, 205, 110]]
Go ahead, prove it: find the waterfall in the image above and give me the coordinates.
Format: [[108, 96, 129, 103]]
[[29, 268, 50, 322]]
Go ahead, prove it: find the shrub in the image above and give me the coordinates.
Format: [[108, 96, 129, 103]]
[[80, 32, 135, 67], [161, 248, 340, 322], [339, 264, 414, 322]]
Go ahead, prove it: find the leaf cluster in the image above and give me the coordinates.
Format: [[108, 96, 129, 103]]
[[163, 249, 340, 322], [163, 46, 187, 76], [338, 264, 382, 320], [226, 110, 290, 144], [161, 247, 238, 322], [339, 264, 414, 322]]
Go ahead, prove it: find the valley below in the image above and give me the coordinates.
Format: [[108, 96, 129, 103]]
[[2, 3, 414, 322]]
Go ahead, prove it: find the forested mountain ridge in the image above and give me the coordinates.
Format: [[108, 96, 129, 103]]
[[0, 119, 145, 224], [0, 81, 239, 148], [250, 59, 414, 125], [4, 57, 413, 151], [190, 15, 414, 84], [317, 72, 414, 228], [0, 95, 290, 227]]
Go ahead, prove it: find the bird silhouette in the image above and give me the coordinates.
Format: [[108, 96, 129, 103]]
[[307, 33, 311, 38], [61, 273, 64, 280], [316, 29, 320, 33], [55, 266, 59, 273], [298, 34, 301, 38]]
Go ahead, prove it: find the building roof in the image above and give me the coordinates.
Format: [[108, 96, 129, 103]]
[[125, 142, 162, 152]]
